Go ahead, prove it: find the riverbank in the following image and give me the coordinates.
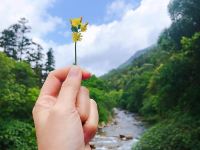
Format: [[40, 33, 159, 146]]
[[90, 108, 146, 150]]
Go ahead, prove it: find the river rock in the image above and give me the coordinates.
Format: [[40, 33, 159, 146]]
[[119, 134, 133, 141], [98, 121, 106, 129], [113, 120, 118, 125], [119, 134, 125, 139], [126, 135, 133, 140], [90, 144, 95, 149]]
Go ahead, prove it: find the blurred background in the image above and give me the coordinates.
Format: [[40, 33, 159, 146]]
[[0, 0, 200, 149]]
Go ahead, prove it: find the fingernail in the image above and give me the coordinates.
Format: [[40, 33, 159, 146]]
[[83, 72, 92, 80], [68, 66, 80, 77]]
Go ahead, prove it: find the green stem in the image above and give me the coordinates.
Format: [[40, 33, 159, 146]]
[[75, 42, 77, 65]]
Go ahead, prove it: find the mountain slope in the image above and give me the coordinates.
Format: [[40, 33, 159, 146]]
[[118, 46, 154, 69]]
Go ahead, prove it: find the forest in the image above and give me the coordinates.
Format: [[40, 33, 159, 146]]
[[0, 0, 200, 149], [103, 0, 200, 149]]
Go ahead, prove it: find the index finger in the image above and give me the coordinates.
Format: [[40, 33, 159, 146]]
[[39, 66, 91, 97], [57, 66, 82, 108]]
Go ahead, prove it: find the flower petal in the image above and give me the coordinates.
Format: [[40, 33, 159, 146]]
[[81, 22, 88, 32], [70, 17, 82, 27]]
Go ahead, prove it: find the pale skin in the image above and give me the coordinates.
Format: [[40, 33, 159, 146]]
[[32, 66, 99, 150]]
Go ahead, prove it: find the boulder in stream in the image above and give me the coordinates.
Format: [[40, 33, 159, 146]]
[[90, 144, 95, 149], [119, 134, 133, 141]]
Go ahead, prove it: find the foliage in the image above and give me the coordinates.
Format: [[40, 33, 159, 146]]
[[45, 48, 55, 73], [133, 114, 200, 150], [167, 0, 200, 49], [0, 120, 37, 150], [104, 32, 200, 149], [0, 18, 55, 86], [83, 76, 120, 123], [103, 0, 200, 149], [0, 52, 39, 149]]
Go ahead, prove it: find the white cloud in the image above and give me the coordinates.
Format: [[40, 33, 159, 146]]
[[55, 0, 171, 76], [0, 0, 63, 39], [106, 0, 135, 20]]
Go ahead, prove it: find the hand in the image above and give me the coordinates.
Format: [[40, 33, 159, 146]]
[[32, 66, 99, 150]]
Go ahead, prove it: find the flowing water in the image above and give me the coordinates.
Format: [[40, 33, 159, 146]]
[[90, 108, 146, 150]]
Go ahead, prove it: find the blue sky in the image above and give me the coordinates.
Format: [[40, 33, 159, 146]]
[[0, 0, 171, 75], [46, 0, 141, 44], [49, 0, 141, 24]]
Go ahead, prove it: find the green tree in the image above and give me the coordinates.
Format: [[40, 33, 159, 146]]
[[16, 18, 32, 60], [0, 52, 39, 149], [44, 48, 55, 80], [168, 0, 200, 48], [0, 18, 44, 64], [0, 28, 18, 59]]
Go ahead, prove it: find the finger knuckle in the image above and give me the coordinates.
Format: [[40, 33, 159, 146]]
[[48, 71, 55, 77], [80, 113, 88, 122], [86, 124, 98, 134], [62, 81, 77, 92], [34, 95, 56, 109], [81, 86, 89, 93], [90, 99, 97, 107], [32, 98, 41, 117], [51, 105, 78, 117], [50, 106, 65, 116], [32, 106, 36, 117]]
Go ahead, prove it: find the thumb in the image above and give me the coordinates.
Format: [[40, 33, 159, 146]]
[[57, 66, 82, 110]]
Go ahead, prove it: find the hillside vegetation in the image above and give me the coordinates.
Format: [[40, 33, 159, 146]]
[[103, 0, 200, 149]]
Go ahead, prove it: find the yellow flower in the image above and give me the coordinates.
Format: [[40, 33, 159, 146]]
[[81, 22, 88, 32], [70, 17, 82, 27], [72, 32, 82, 42]]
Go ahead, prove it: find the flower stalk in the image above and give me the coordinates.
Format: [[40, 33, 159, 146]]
[[70, 17, 88, 65], [75, 42, 77, 65]]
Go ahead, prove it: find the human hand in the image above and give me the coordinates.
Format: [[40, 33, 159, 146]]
[[32, 66, 99, 150]]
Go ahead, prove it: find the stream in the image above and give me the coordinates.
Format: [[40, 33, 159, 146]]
[[90, 108, 146, 150]]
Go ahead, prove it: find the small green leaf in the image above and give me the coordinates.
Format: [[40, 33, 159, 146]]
[[71, 26, 78, 32]]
